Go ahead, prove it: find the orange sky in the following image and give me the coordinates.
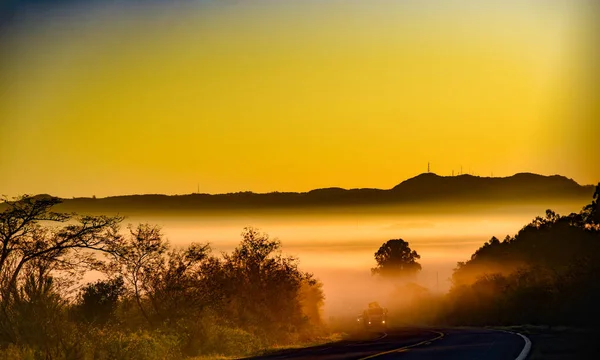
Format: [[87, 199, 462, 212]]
[[1, 0, 598, 197]]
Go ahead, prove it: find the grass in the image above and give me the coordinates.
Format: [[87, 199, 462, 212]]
[[269, 333, 345, 351], [254, 333, 345, 355], [203, 332, 347, 360]]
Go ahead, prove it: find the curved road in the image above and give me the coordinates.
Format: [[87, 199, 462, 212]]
[[243, 328, 529, 360]]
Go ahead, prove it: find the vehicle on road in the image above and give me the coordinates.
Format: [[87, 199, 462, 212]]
[[362, 302, 388, 330]]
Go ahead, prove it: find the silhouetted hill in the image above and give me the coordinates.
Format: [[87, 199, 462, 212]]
[[5, 173, 594, 214], [390, 173, 586, 201]]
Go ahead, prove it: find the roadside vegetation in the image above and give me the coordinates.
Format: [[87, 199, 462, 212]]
[[366, 182, 600, 330], [0, 197, 325, 359], [442, 182, 600, 327]]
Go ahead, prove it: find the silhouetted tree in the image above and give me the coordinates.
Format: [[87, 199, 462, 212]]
[[0, 195, 122, 342], [371, 239, 421, 278], [299, 279, 325, 327], [583, 182, 600, 226], [1, 257, 88, 357], [102, 224, 168, 326], [143, 242, 213, 324], [76, 277, 125, 325], [221, 227, 318, 340]]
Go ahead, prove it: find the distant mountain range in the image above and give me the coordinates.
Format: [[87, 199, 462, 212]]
[[24, 172, 594, 215]]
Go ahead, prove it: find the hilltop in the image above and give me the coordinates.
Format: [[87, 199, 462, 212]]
[[10, 173, 595, 215]]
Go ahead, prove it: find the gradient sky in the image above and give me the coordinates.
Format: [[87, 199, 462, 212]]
[[1, 0, 598, 197]]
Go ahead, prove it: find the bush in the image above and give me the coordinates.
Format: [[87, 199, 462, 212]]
[[0, 345, 35, 360], [89, 329, 181, 360], [203, 325, 263, 356], [174, 316, 264, 357]]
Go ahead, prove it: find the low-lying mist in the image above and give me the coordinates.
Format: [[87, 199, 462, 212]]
[[119, 200, 587, 321]]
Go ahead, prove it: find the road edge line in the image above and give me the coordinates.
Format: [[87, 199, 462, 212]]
[[513, 331, 532, 360], [495, 329, 532, 360]]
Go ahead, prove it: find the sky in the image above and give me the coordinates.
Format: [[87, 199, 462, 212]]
[[1, 0, 598, 198]]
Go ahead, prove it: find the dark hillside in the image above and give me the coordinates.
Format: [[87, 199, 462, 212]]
[[3, 173, 593, 214]]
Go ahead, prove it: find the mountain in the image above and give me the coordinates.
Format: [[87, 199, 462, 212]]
[[5, 173, 595, 214], [390, 172, 589, 200]]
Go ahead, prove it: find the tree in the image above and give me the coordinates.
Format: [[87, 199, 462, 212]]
[[101, 224, 168, 326], [371, 239, 421, 278], [76, 277, 125, 325], [221, 227, 318, 340], [0, 195, 122, 341], [143, 242, 213, 324], [583, 182, 600, 226], [299, 279, 325, 328]]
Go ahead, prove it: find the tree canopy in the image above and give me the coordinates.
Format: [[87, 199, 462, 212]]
[[371, 239, 421, 278]]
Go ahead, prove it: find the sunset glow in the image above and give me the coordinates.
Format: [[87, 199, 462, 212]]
[[1, 0, 598, 197]]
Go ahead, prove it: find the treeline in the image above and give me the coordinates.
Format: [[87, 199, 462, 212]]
[[442, 182, 600, 326], [369, 183, 600, 329], [0, 197, 325, 359]]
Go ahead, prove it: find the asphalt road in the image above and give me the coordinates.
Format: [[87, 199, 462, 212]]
[[243, 327, 528, 360]]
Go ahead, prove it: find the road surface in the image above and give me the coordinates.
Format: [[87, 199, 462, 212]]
[[243, 327, 529, 360]]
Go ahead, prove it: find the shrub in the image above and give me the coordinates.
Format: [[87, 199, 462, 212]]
[[0, 345, 35, 360], [89, 329, 181, 360]]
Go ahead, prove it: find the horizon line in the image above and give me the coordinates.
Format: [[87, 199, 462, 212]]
[[12, 171, 596, 200]]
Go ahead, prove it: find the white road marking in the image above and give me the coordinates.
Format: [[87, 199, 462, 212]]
[[512, 332, 532, 360], [345, 332, 388, 347], [494, 329, 532, 360], [357, 331, 445, 360]]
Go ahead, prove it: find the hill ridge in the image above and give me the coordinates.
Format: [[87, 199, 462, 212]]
[[58, 172, 587, 200], [10, 173, 588, 215]]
